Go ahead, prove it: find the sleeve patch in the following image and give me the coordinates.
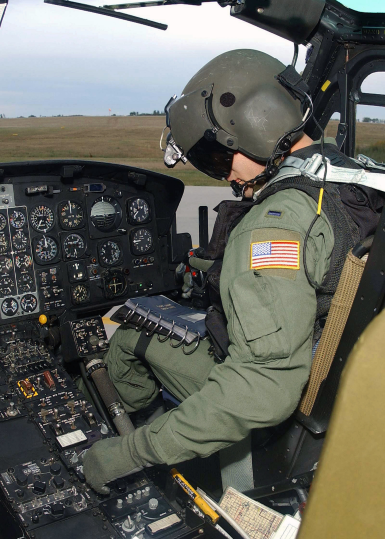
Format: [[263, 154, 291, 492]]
[[250, 240, 300, 270]]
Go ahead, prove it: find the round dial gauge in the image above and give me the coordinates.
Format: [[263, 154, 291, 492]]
[[0, 233, 9, 254], [128, 198, 150, 224], [104, 272, 127, 298], [99, 240, 121, 266], [130, 228, 153, 255], [17, 273, 34, 293], [67, 261, 87, 282], [12, 230, 28, 251], [30, 205, 55, 233], [0, 214, 7, 231], [71, 284, 89, 305], [90, 196, 122, 231], [9, 210, 26, 229], [1, 297, 18, 316], [63, 233, 86, 259], [20, 294, 38, 313], [34, 236, 58, 263], [0, 256, 13, 274], [15, 253, 33, 270], [59, 201, 84, 230], [0, 276, 14, 297]]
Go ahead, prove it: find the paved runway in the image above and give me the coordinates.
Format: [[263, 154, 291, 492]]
[[176, 186, 233, 246]]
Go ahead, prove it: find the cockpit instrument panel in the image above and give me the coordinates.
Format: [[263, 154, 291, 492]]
[[0, 161, 186, 323]]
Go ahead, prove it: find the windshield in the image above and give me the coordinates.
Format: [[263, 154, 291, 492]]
[[338, 0, 385, 12]]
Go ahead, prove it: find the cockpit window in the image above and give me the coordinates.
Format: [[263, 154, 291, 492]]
[[338, 0, 385, 12]]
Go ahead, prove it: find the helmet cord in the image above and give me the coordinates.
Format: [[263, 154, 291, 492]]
[[302, 108, 327, 289]]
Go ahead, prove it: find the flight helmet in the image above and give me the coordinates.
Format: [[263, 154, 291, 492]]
[[163, 49, 308, 181]]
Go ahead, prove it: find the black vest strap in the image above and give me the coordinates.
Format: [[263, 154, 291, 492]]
[[134, 331, 154, 367]]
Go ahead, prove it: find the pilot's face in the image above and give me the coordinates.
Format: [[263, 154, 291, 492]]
[[226, 152, 265, 197]]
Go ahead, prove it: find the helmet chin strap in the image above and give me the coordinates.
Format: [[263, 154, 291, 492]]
[[231, 170, 269, 198]]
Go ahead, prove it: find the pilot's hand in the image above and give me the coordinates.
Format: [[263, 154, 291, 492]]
[[82, 434, 144, 495]]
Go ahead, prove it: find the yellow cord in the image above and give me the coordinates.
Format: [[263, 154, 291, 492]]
[[317, 187, 324, 215]]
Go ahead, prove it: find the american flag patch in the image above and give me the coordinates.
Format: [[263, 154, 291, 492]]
[[250, 241, 300, 270]]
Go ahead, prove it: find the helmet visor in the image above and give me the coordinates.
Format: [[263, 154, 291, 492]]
[[187, 138, 234, 181]]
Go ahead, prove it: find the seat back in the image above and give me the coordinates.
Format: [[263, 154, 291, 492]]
[[297, 309, 385, 538]]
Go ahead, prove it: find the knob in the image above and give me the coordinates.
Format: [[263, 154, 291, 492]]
[[53, 476, 65, 489], [50, 462, 61, 475], [15, 469, 28, 486], [135, 489, 142, 500], [127, 493, 133, 504], [148, 498, 159, 510], [31, 514, 39, 524], [51, 503, 65, 516], [89, 335, 99, 347], [33, 480, 46, 495], [116, 499, 123, 509]]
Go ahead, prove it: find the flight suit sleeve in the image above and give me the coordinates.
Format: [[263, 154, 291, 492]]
[[124, 189, 335, 466]]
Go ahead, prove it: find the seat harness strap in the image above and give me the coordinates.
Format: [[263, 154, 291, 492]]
[[265, 153, 385, 192]]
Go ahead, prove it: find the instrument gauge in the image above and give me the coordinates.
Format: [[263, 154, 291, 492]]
[[67, 261, 87, 282], [1, 297, 18, 317], [9, 210, 26, 229], [30, 205, 55, 233], [0, 233, 9, 254], [130, 228, 153, 255], [12, 230, 28, 251], [0, 214, 7, 231], [17, 273, 34, 293], [103, 271, 127, 298], [63, 233, 86, 259], [90, 196, 122, 231], [128, 198, 150, 225], [34, 236, 58, 263], [59, 201, 84, 230], [20, 294, 38, 314], [15, 253, 33, 270], [71, 284, 90, 305], [0, 276, 14, 298], [98, 240, 122, 266], [0, 256, 13, 274]]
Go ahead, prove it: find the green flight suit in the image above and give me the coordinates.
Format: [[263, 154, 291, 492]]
[[104, 188, 334, 466]]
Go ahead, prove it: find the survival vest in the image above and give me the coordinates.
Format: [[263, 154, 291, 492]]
[[203, 144, 385, 361]]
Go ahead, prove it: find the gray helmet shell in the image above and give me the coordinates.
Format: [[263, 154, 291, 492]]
[[168, 49, 304, 162]]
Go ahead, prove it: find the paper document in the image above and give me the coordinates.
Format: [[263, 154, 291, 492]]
[[272, 515, 300, 539]]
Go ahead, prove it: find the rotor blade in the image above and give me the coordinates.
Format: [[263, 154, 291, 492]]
[[103, 0, 213, 9], [44, 0, 167, 30], [105, 1, 169, 8], [0, 1, 8, 28]]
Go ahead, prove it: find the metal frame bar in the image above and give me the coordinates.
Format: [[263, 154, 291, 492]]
[[44, 0, 167, 30]]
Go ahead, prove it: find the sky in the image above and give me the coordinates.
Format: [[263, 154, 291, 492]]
[[0, 0, 384, 119]]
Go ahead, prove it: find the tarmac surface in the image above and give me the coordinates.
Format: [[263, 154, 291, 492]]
[[175, 186, 233, 246]]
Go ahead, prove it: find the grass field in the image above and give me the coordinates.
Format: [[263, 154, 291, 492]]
[[0, 116, 384, 185]]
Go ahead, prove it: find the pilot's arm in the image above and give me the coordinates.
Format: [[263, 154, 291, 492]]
[[83, 189, 334, 494]]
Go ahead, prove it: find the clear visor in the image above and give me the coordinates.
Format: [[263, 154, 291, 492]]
[[187, 138, 234, 181]]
